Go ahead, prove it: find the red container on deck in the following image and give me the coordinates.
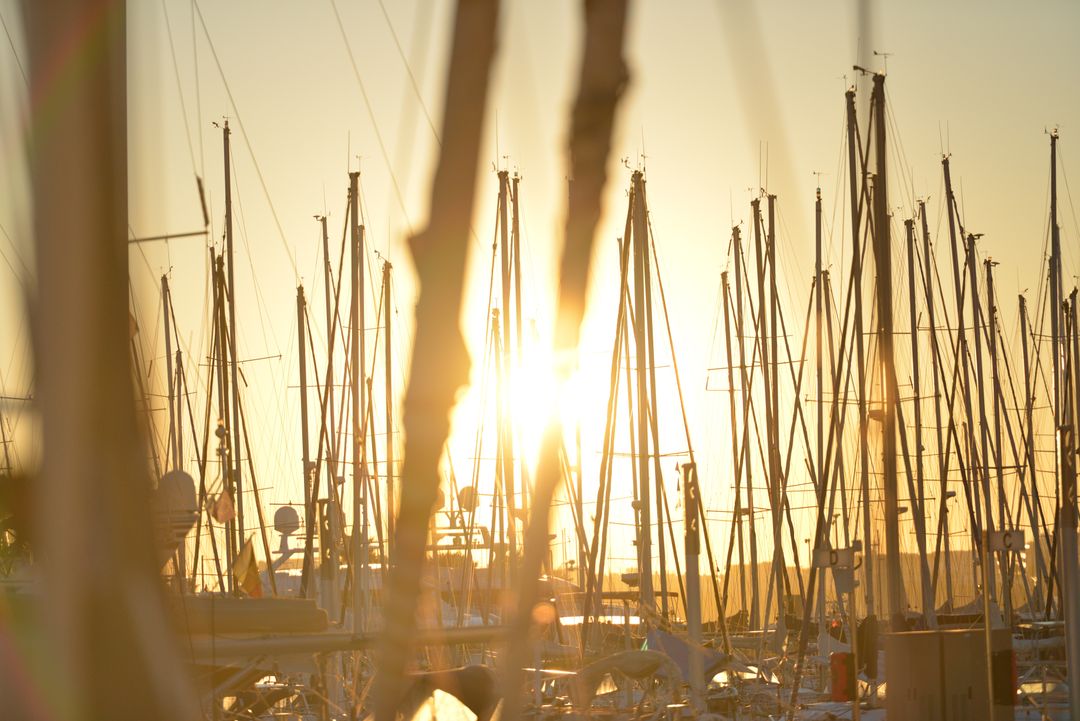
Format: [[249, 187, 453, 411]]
[[830, 652, 856, 702]]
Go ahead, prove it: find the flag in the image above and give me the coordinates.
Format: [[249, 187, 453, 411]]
[[210, 489, 235, 523], [232, 535, 263, 598]]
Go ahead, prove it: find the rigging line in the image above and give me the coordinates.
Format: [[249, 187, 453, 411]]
[[191, 0, 299, 279], [189, 0, 206, 179], [127, 224, 167, 300], [884, 87, 917, 217], [228, 158, 296, 487], [231, 144, 284, 359], [357, 173, 389, 310], [375, 0, 439, 146], [328, 0, 414, 238], [232, 199, 291, 472], [0, 223, 29, 288], [515, 198, 543, 322], [828, 109, 848, 264], [0, 5, 26, 88], [0, 221, 28, 275], [161, 0, 199, 177], [1057, 146, 1080, 279], [385, 1, 432, 257], [462, 204, 505, 507]]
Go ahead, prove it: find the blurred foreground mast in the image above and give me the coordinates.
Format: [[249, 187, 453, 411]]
[[499, 1, 629, 717], [17, 0, 195, 717], [372, 2, 499, 719]]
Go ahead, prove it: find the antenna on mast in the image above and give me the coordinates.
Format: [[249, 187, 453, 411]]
[[873, 49, 892, 74]]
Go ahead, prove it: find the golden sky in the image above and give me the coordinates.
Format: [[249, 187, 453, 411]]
[[2, 0, 1079, 574]]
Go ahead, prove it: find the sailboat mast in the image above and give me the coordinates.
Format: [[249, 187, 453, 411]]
[[921, 203, 955, 608], [383, 260, 394, 550], [845, 87, 874, 624], [1063, 289, 1080, 714], [905, 218, 935, 624], [721, 265, 748, 622], [639, 177, 670, 619], [986, 259, 1012, 619], [298, 285, 314, 596], [766, 194, 788, 642], [1050, 133, 1063, 500], [213, 251, 237, 574], [497, 170, 517, 561], [162, 274, 178, 471], [349, 170, 365, 631], [814, 187, 825, 637], [942, 156, 983, 593], [511, 174, 529, 520], [869, 73, 904, 629], [967, 234, 998, 605], [733, 228, 760, 629], [319, 215, 340, 486], [223, 121, 245, 544], [631, 170, 654, 611], [1019, 295, 1046, 612]]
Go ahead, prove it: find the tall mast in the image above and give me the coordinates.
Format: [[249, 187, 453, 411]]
[[175, 348, 184, 473], [733, 230, 760, 629], [383, 260, 394, 552], [784, 187, 832, 708], [967, 234, 997, 604], [298, 285, 314, 596], [318, 215, 340, 488], [814, 187, 825, 639], [223, 120, 245, 544], [906, 218, 936, 625], [631, 170, 653, 611], [349, 170, 365, 631], [986, 259, 1010, 618], [639, 176, 670, 619], [213, 251, 237, 573], [511, 173, 528, 520], [869, 73, 904, 630], [1062, 290, 1080, 714], [765, 193, 787, 644], [1050, 131, 1064, 534], [721, 267, 748, 621], [162, 274, 178, 471], [921, 202, 955, 609], [313, 212, 341, 614], [943, 154, 984, 590], [845, 86, 874, 624], [1019, 295, 1046, 612], [492, 309, 510, 583], [497, 170, 517, 561], [751, 197, 775, 637]]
